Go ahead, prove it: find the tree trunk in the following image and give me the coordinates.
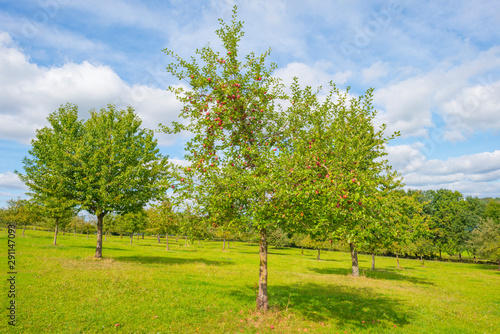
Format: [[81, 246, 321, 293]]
[[396, 254, 401, 269], [95, 213, 105, 258], [87, 231, 89, 239], [74, 229, 76, 237], [420, 254, 423, 265], [349, 243, 359, 277], [228, 239, 230, 249], [63, 230, 65, 236], [142, 232, 145, 239], [198, 240, 201, 246], [157, 234, 160, 243], [439, 249, 442, 260], [130, 233, 133, 245], [222, 238, 226, 251], [176, 235, 178, 242], [53, 222, 59, 246], [371, 253, 375, 270], [256, 228, 269, 311], [166, 234, 169, 251], [317, 248, 321, 260], [301, 246, 303, 255], [22, 224, 26, 237], [120, 233, 123, 239], [473, 253, 477, 264], [458, 253, 462, 261], [185, 236, 187, 246]]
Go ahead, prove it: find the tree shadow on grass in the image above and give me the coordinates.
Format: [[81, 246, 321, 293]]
[[79, 245, 132, 252], [113, 255, 233, 267], [230, 282, 411, 330], [309, 267, 435, 286]]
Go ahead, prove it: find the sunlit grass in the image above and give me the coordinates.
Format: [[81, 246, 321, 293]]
[[1, 230, 499, 333]]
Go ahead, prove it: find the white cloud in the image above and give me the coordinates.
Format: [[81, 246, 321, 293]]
[[374, 46, 500, 139], [362, 61, 388, 82], [273, 62, 352, 90], [0, 172, 27, 191], [0, 33, 183, 145], [169, 157, 190, 167], [387, 146, 500, 196]]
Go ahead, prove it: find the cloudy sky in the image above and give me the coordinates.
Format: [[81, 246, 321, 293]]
[[0, 0, 499, 207]]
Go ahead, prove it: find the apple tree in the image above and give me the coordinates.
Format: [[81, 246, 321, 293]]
[[162, 7, 293, 310], [272, 81, 405, 276]]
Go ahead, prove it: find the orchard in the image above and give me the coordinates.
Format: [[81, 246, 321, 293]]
[[162, 6, 417, 310]]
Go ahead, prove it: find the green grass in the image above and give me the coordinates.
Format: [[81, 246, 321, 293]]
[[2, 230, 499, 333]]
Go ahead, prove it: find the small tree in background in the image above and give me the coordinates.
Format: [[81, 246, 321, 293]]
[[470, 218, 500, 270]]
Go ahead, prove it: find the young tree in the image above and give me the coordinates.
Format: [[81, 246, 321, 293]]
[[17, 104, 169, 258], [148, 200, 179, 250], [4, 198, 42, 237], [470, 218, 500, 269], [273, 82, 404, 277], [163, 7, 288, 310], [117, 210, 148, 245]]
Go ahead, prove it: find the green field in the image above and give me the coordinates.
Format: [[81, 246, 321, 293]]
[[2, 230, 499, 333]]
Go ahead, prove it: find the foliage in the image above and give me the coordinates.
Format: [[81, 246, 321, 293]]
[[17, 103, 169, 257], [470, 218, 500, 266], [267, 227, 291, 249]]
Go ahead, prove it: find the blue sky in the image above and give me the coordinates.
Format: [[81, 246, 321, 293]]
[[0, 0, 499, 207]]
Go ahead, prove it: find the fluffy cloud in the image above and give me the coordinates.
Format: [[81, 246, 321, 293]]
[[0, 32, 183, 145], [387, 145, 500, 197], [362, 61, 388, 83], [0, 172, 26, 191], [374, 46, 500, 139], [273, 61, 352, 91]]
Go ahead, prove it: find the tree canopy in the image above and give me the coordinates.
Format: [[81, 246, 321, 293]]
[[17, 103, 169, 257]]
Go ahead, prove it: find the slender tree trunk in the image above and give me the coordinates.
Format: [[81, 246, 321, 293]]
[[256, 228, 269, 311], [222, 238, 226, 251], [157, 234, 160, 243], [87, 231, 89, 239], [458, 253, 462, 261], [198, 240, 201, 246], [420, 254, 423, 265], [74, 229, 76, 237], [22, 224, 26, 237], [142, 232, 145, 239], [317, 248, 321, 260], [53, 222, 59, 246], [130, 233, 133, 245], [120, 233, 123, 239], [350, 243, 359, 277], [473, 253, 477, 264], [439, 249, 442, 260], [185, 236, 187, 246], [228, 239, 230, 249], [371, 253, 375, 270], [63, 230, 65, 236], [166, 234, 169, 251], [396, 254, 401, 269], [95, 213, 105, 258], [176, 235, 178, 242]]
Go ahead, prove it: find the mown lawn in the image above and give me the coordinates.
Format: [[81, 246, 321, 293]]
[[1, 230, 499, 333]]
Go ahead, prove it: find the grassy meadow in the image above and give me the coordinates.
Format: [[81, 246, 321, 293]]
[[1, 229, 499, 333]]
